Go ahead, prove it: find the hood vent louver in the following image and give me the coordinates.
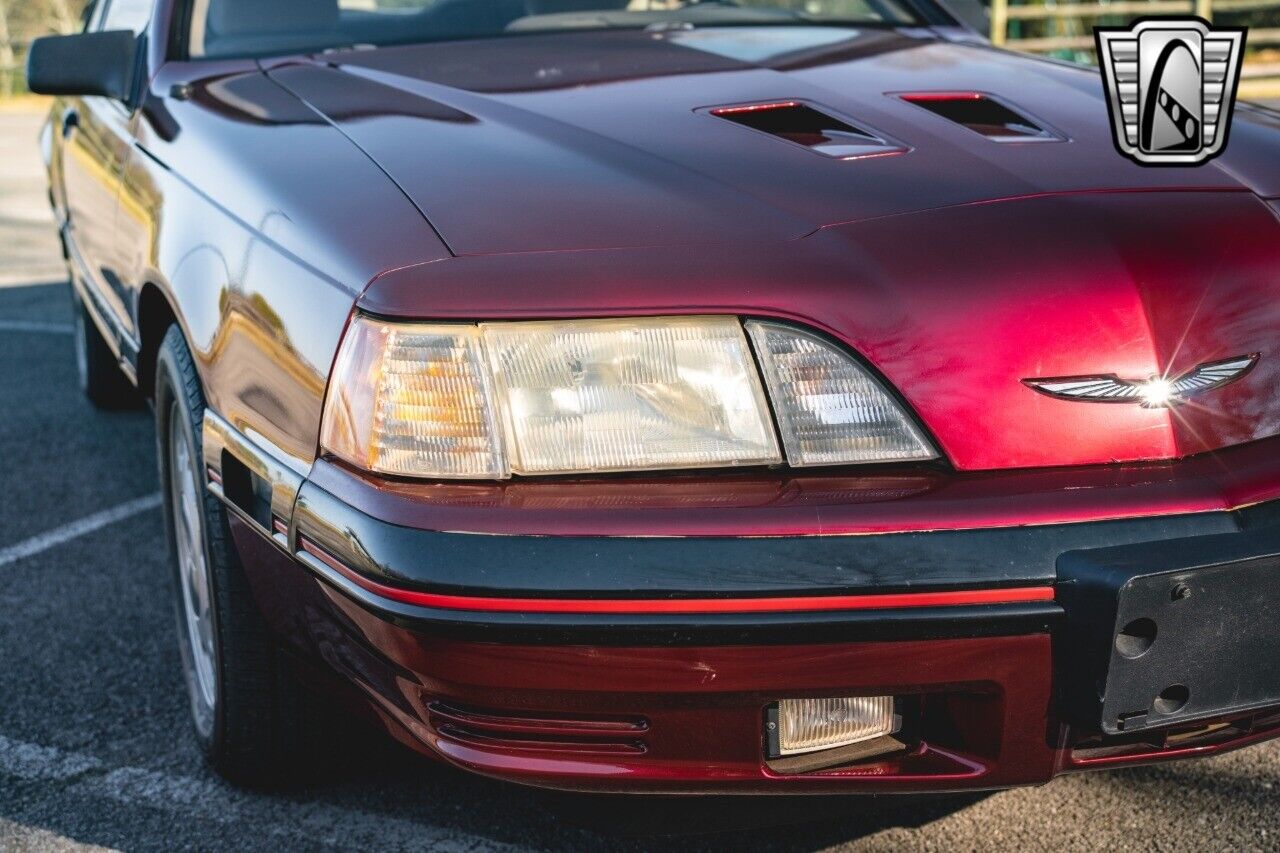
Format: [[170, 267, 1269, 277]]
[[707, 101, 908, 160], [899, 93, 1064, 142]]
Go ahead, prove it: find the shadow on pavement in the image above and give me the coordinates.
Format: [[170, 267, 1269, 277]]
[[538, 789, 990, 850], [298, 721, 989, 851]]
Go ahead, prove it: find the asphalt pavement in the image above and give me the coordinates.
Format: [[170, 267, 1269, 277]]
[[1, 108, 1278, 852]]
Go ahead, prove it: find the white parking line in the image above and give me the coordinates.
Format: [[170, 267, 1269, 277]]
[[0, 494, 163, 569], [0, 275, 67, 290], [0, 817, 120, 852], [0, 320, 74, 335], [0, 734, 521, 852]]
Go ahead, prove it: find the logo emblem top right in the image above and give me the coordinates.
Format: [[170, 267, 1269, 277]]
[[1096, 18, 1247, 165]]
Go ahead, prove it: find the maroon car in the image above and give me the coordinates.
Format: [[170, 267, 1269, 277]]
[[28, 0, 1280, 792]]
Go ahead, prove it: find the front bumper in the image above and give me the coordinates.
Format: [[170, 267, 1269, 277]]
[[209, 417, 1280, 792]]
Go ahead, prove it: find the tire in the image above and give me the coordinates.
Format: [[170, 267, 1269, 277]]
[[72, 287, 137, 410], [155, 324, 320, 787]]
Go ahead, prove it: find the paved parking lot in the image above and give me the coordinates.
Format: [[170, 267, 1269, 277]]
[[1, 109, 1278, 852]]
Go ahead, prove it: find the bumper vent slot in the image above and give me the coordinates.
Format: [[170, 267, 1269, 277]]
[[220, 450, 274, 532], [428, 703, 649, 755], [707, 101, 907, 159], [899, 93, 1063, 142]]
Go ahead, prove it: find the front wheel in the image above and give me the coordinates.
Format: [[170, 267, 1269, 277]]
[[155, 325, 322, 787]]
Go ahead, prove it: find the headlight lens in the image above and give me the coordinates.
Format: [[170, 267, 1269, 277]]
[[482, 316, 781, 475], [322, 315, 782, 479], [745, 320, 937, 466], [322, 314, 937, 479]]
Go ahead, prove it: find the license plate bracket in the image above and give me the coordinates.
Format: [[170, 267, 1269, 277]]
[[1058, 529, 1280, 735]]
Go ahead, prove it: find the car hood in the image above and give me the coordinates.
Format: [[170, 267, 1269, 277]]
[[360, 188, 1280, 471], [260, 29, 1280, 470], [267, 26, 1280, 255]]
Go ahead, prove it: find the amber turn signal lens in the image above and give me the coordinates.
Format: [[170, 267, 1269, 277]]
[[320, 318, 507, 479]]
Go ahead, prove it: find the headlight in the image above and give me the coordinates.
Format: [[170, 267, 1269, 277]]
[[482, 317, 781, 475], [321, 314, 937, 479], [322, 315, 781, 478]]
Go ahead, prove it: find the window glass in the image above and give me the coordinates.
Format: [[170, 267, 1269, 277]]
[[193, 0, 920, 59], [338, 1, 432, 9], [101, 0, 154, 35], [84, 0, 107, 31]]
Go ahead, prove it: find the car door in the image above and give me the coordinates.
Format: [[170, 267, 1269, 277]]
[[60, 0, 153, 356]]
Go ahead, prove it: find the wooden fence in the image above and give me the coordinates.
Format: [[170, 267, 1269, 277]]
[[989, 0, 1280, 99], [1, 64, 20, 99]]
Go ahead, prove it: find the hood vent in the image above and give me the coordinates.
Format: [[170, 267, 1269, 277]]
[[708, 101, 907, 160], [899, 93, 1063, 142]]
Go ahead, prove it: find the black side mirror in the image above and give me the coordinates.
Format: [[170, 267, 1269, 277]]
[[26, 30, 139, 102]]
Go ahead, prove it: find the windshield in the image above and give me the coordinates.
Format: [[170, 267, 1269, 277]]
[[189, 0, 924, 59]]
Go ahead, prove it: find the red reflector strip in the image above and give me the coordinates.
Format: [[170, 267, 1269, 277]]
[[710, 101, 802, 115], [299, 538, 1055, 615], [899, 91, 985, 102]]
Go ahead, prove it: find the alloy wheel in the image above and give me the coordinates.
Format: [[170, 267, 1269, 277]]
[[170, 407, 218, 719]]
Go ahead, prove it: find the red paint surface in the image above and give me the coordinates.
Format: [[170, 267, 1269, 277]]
[[357, 192, 1280, 473], [231, 519, 1280, 793], [116, 24, 1280, 478]]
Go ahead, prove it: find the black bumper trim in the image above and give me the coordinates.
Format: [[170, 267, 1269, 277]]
[[292, 480, 1242, 600], [281, 480, 1280, 644], [295, 546, 1062, 644]]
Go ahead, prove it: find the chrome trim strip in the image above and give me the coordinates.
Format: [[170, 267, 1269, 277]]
[[65, 233, 140, 361]]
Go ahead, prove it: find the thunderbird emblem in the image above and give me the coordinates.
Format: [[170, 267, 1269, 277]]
[[1025, 354, 1258, 408], [1096, 18, 1246, 165]]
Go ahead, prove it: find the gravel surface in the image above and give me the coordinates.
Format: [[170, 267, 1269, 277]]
[[1, 109, 1277, 853]]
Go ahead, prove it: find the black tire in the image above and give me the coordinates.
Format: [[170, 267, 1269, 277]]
[[72, 287, 138, 410], [155, 324, 320, 787]]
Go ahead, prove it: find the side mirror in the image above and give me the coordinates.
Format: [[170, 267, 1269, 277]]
[[26, 30, 139, 102]]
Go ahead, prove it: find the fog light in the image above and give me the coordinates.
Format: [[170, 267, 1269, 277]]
[[771, 696, 897, 756]]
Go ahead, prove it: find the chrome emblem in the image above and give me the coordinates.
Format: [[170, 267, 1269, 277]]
[[1025, 354, 1259, 408], [1096, 18, 1246, 165]]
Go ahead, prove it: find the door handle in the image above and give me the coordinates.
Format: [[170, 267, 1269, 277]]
[[61, 108, 80, 138]]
